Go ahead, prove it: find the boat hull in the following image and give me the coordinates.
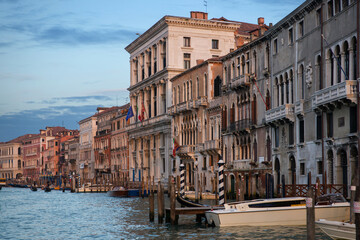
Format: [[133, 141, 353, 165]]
[[206, 204, 350, 227], [316, 219, 355, 240], [108, 189, 140, 197]]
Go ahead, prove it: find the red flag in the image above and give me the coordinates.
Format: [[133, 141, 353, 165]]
[[138, 103, 145, 122], [173, 138, 180, 157]]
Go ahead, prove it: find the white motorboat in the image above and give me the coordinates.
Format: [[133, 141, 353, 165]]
[[316, 219, 355, 240], [205, 194, 350, 227]]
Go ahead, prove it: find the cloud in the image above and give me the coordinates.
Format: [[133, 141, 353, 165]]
[[35, 25, 139, 46], [25, 95, 114, 105], [0, 104, 101, 142]]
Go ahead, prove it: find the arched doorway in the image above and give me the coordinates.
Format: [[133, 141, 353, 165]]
[[289, 156, 296, 185], [327, 149, 334, 184], [274, 158, 280, 193], [337, 149, 348, 197], [350, 146, 358, 185], [230, 174, 235, 199]]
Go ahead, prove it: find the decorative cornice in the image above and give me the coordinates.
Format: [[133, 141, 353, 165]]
[[125, 15, 242, 54]]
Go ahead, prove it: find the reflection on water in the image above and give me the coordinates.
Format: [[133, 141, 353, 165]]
[[0, 188, 331, 239]]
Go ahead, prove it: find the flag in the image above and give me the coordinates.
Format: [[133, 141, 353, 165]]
[[173, 138, 180, 157], [138, 103, 145, 122], [126, 106, 134, 121]]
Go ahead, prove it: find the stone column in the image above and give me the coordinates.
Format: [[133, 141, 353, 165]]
[[151, 85, 155, 118], [349, 48, 354, 80], [333, 54, 337, 84], [326, 58, 331, 86], [341, 53, 346, 82]]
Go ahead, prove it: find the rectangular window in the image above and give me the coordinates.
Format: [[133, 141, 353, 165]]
[[316, 115, 322, 140], [316, 8, 322, 26], [328, 1, 334, 18], [298, 21, 304, 37], [317, 160, 323, 175], [327, 113, 333, 138], [299, 119, 305, 143], [212, 39, 219, 49], [275, 127, 279, 147], [300, 162, 305, 176], [288, 28, 293, 44], [184, 53, 191, 69], [289, 123, 294, 145], [183, 37, 190, 47], [350, 106, 357, 133], [273, 39, 278, 54]]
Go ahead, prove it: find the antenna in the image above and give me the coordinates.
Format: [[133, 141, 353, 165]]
[[204, 0, 207, 13]]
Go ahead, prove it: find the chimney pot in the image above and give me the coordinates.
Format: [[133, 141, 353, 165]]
[[190, 11, 208, 20], [258, 17, 264, 26]]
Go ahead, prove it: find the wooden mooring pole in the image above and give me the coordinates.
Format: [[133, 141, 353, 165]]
[[170, 177, 177, 225], [306, 186, 315, 240], [158, 181, 164, 224], [149, 181, 155, 222]]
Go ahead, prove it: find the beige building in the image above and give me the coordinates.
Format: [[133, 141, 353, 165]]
[[0, 136, 26, 179], [79, 115, 97, 180], [125, 11, 259, 184], [170, 57, 223, 192]]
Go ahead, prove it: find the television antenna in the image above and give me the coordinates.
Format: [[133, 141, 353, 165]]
[[204, 0, 208, 13]]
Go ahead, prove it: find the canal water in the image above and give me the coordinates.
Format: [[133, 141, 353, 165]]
[[1, 188, 331, 239]]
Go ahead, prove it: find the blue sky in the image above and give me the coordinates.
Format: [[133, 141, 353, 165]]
[[0, 0, 304, 142]]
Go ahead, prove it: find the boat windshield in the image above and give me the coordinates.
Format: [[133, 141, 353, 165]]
[[248, 199, 305, 208]]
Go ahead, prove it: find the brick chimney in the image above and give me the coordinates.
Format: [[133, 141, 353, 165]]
[[196, 59, 204, 65], [190, 11, 208, 20], [258, 17, 264, 26]]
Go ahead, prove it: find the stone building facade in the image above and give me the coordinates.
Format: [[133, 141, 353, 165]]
[[169, 58, 223, 192], [261, 0, 359, 197], [125, 11, 260, 184], [79, 115, 97, 181], [110, 103, 130, 180], [0, 136, 25, 179]]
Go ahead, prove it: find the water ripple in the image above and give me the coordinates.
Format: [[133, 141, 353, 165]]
[[0, 188, 331, 239]]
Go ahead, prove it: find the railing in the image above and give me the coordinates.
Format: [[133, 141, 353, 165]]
[[230, 75, 250, 89], [209, 97, 223, 109], [177, 145, 195, 154], [265, 104, 294, 123], [127, 114, 170, 130], [195, 143, 204, 152], [228, 119, 252, 133], [204, 139, 221, 151], [294, 100, 304, 115], [313, 80, 357, 108], [280, 184, 345, 197], [194, 96, 208, 108]]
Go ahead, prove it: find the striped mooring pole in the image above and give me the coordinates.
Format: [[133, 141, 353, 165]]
[[218, 159, 225, 205], [179, 164, 185, 197]]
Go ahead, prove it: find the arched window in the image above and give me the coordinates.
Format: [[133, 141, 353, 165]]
[[335, 45, 341, 83], [300, 65, 305, 99], [214, 76, 222, 97], [251, 94, 257, 123], [204, 74, 208, 97], [316, 55, 322, 89], [343, 41, 349, 80], [352, 37, 357, 80], [196, 77, 199, 98], [266, 89, 271, 110]]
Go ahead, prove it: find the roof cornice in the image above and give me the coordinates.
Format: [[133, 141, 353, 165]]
[[125, 16, 242, 54]]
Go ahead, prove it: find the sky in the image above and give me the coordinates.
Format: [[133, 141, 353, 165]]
[[0, 0, 304, 142]]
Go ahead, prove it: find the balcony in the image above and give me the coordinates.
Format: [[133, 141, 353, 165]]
[[127, 114, 170, 130], [195, 143, 204, 153], [265, 104, 294, 125], [228, 119, 252, 135], [177, 145, 195, 158], [208, 97, 223, 109], [230, 75, 250, 90], [294, 100, 304, 116], [312, 80, 358, 111], [204, 139, 221, 155], [194, 96, 208, 108]]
